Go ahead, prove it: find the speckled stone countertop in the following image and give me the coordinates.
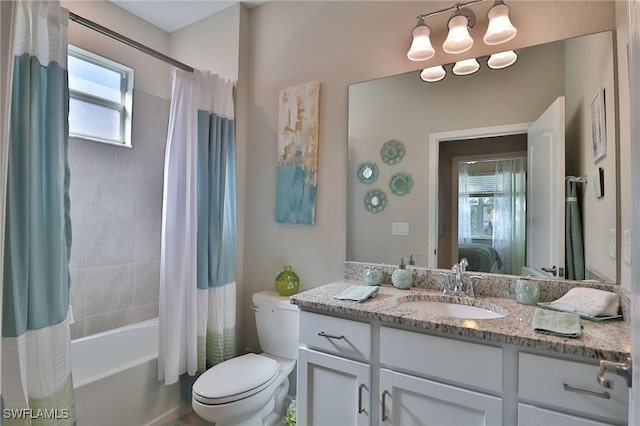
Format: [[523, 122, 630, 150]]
[[290, 280, 630, 363]]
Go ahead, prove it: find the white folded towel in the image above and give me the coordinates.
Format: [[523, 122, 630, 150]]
[[550, 287, 619, 317]]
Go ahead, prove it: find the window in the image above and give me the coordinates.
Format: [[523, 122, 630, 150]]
[[68, 45, 134, 147], [464, 174, 496, 240]]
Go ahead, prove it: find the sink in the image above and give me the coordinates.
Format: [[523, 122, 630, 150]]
[[399, 296, 507, 319]]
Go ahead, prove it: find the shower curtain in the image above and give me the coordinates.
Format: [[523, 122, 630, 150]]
[[457, 163, 472, 244], [493, 158, 526, 275], [565, 179, 585, 280], [158, 70, 237, 387], [2, 1, 75, 424]]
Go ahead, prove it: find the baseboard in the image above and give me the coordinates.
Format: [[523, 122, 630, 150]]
[[145, 401, 192, 426]]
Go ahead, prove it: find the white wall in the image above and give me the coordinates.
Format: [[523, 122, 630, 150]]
[[616, 3, 632, 289], [240, 0, 617, 350], [565, 31, 617, 282], [62, 0, 172, 100], [169, 3, 240, 81]]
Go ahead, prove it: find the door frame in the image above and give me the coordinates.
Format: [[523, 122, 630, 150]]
[[427, 123, 532, 268]]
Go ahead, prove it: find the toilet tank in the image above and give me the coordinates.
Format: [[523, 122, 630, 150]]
[[253, 290, 300, 360]]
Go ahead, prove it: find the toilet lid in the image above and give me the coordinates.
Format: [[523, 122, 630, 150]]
[[193, 353, 279, 404]]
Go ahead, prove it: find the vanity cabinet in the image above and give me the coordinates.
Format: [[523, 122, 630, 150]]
[[518, 353, 629, 426], [297, 347, 371, 426], [297, 311, 372, 425], [518, 403, 616, 426], [379, 327, 503, 425], [296, 310, 629, 426], [380, 369, 502, 425]]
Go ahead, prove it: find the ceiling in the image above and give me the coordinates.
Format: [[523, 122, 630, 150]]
[[109, 0, 264, 33]]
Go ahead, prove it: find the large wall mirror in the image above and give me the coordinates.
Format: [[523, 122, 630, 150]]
[[347, 31, 618, 284]]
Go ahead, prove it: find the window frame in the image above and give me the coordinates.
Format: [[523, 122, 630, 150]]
[[67, 45, 134, 148]]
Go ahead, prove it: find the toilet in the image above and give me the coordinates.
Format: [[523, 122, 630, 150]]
[[192, 290, 300, 426]]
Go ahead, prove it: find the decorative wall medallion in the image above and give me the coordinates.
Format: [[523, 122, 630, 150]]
[[357, 162, 379, 184], [380, 139, 405, 165], [389, 172, 413, 196], [364, 189, 387, 213]]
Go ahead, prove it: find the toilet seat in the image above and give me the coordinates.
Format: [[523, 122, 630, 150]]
[[192, 353, 279, 405]]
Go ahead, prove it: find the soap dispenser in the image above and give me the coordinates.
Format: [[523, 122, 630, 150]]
[[391, 258, 413, 290]]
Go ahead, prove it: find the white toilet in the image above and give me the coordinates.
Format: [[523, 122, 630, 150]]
[[192, 290, 300, 426]]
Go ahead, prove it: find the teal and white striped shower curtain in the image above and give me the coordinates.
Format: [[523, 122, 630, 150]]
[[158, 70, 236, 386], [2, 1, 75, 424]]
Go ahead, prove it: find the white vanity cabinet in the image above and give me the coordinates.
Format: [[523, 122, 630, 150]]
[[296, 309, 629, 426], [379, 327, 503, 425], [297, 311, 372, 426], [517, 353, 629, 426]]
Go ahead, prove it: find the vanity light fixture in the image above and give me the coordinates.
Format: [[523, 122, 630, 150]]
[[452, 57, 480, 75], [420, 65, 447, 82], [407, 0, 517, 62], [419, 50, 516, 83], [487, 50, 517, 69], [407, 18, 436, 61], [442, 6, 475, 54], [484, 0, 517, 45]]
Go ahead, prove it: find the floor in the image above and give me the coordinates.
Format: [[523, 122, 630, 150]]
[[167, 410, 212, 425]]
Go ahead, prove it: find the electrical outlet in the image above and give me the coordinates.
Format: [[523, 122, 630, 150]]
[[392, 222, 409, 236], [624, 229, 632, 265], [609, 228, 616, 259]]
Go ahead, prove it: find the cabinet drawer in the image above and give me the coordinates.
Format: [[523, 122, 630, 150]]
[[380, 327, 503, 393], [519, 353, 628, 424], [299, 311, 371, 361]]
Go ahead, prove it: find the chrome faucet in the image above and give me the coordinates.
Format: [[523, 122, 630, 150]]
[[442, 258, 480, 297]]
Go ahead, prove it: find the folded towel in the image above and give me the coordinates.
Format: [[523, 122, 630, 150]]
[[532, 308, 582, 338], [334, 286, 379, 303], [550, 287, 619, 317]]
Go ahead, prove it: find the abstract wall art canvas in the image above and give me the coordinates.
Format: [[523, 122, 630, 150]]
[[275, 81, 320, 224]]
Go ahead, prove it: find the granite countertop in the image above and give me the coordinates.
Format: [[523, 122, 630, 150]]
[[290, 280, 631, 362]]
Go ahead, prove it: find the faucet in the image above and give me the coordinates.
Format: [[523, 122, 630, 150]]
[[442, 258, 478, 296]]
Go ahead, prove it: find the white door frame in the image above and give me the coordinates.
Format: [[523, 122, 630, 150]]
[[427, 123, 532, 268]]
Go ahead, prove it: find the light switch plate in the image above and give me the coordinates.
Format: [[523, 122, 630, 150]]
[[624, 229, 631, 265], [392, 222, 409, 236], [609, 228, 616, 259]]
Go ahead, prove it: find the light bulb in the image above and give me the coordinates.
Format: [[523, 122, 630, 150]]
[[407, 22, 435, 61], [443, 14, 473, 54], [487, 50, 517, 69], [420, 66, 446, 82], [484, 2, 517, 45], [452, 58, 480, 76]]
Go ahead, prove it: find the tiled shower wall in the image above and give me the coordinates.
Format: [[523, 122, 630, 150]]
[[68, 90, 169, 339]]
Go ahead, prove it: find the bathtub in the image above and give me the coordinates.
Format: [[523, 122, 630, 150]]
[[71, 318, 188, 425]]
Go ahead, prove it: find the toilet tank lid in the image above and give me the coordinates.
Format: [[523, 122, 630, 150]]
[[253, 290, 299, 311]]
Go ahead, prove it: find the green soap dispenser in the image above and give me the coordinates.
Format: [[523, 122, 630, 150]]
[[391, 258, 413, 289]]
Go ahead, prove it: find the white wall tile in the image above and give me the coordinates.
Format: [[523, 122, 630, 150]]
[[135, 261, 160, 305], [86, 219, 136, 267], [84, 264, 135, 316]]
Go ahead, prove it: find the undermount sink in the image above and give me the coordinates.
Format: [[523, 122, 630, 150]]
[[399, 296, 507, 319]]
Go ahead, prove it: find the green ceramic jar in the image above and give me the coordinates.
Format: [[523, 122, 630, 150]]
[[275, 266, 300, 296]]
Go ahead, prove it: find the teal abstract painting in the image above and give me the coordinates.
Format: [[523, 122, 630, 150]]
[[276, 81, 320, 224]]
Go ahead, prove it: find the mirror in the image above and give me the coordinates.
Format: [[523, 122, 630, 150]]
[[347, 31, 618, 283]]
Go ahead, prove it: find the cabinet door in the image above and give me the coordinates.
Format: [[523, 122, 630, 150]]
[[380, 369, 502, 426], [297, 347, 370, 426], [518, 403, 618, 426]]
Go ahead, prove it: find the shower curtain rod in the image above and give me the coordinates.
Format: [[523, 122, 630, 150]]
[[68, 11, 195, 73]]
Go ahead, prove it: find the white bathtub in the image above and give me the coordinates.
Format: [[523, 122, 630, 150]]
[[71, 318, 188, 425]]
